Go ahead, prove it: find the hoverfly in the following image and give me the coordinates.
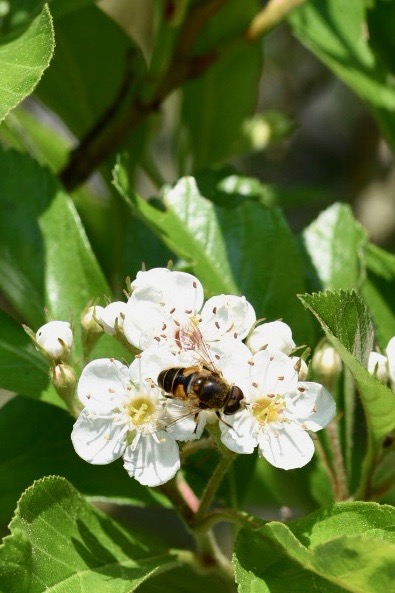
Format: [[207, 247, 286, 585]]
[[157, 320, 245, 423]]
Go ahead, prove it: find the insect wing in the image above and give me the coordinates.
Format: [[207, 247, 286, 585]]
[[178, 319, 218, 372]]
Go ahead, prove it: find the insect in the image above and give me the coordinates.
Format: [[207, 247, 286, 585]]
[[157, 320, 245, 420]]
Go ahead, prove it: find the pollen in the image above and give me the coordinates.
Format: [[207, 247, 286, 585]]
[[127, 396, 155, 426], [252, 396, 284, 424]]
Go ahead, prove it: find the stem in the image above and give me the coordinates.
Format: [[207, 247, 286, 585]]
[[194, 530, 234, 580], [314, 433, 338, 497], [326, 420, 349, 501], [195, 449, 236, 523], [194, 508, 262, 532], [156, 476, 196, 528], [246, 0, 307, 40]]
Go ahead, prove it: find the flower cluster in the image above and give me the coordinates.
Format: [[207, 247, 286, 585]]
[[35, 268, 336, 487]]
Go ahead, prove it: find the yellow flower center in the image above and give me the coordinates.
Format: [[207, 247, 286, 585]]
[[127, 396, 155, 426], [252, 396, 284, 424]]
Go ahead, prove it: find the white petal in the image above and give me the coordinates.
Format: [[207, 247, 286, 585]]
[[386, 337, 395, 383], [163, 400, 205, 441], [258, 423, 315, 469], [161, 271, 204, 319], [129, 345, 182, 387], [36, 320, 73, 358], [123, 289, 171, 350], [368, 352, 388, 382], [301, 383, 336, 431], [200, 295, 256, 341], [220, 409, 257, 454], [212, 339, 253, 392], [247, 321, 295, 355], [71, 409, 126, 464], [251, 350, 298, 395], [131, 267, 171, 290], [99, 301, 128, 335], [123, 432, 180, 486], [77, 358, 129, 411]]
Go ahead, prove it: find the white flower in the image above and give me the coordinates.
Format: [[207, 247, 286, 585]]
[[368, 351, 389, 383], [71, 347, 195, 487], [247, 320, 295, 355], [123, 269, 256, 351], [36, 320, 73, 359], [99, 301, 128, 335], [219, 350, 336, 469]]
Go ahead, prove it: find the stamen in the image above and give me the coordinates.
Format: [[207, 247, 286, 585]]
[[234, 332, 238, 339], [170, 307, 176, 314], [215, 321, 220, 329], [248, 360, 254, 366], [277, 376, 284, 381], [298, 386, 306, 392], [212, 306, 217, 314]]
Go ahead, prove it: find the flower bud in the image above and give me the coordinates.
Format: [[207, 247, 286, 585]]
[[311, 344, 342, 377], [368, 351, 389, 383], [81, 305, 105, 334], [99, 302, 127, 336], [386, 337, 395, 384], [36, 321, 73, 360], [292, 356, 308, 381], [247, 320, 295, 355], [52, 363, 80, 414]]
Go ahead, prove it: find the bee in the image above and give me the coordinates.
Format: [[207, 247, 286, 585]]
[[157, 320, 245, 420]]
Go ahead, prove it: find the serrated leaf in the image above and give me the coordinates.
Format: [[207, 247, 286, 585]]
[[0, 5, 54, 123], [302, 203, 367, 290], [0, 148, 109, 336], [234, 502, 395, 593], [0, 397, 168, 525], [289, 0, 395, 150], [114, 165, 314, 344], [0, 476, 178, 593], [182, 0, 262, 168], [363, 242, 395, 349], [299, 290, 395, 442]]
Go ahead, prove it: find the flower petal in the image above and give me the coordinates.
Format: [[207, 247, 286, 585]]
[[220, 409, 257, 454], [129, 345, 182, 387], [36, 320, 73, 358], [71, 409, 126, 464], [131, 267, 171, 291], [123, 287, 170, 350], [99, 301, 128, 336], [247, 320, 295, 355], [200, 295, 256, 341], [77, 358, 129, 411], [161, 271, 204, 317], [163, 400, 205, 441], [257, 423, 315, 469], [301, 383, 336, 431], [123, 432, 180, 486], [251, 350, 298, 395]]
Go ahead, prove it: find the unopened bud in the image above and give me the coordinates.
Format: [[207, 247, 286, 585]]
[[36, 321, 73, 360], [311, 345, 342, 377], [368, 352, 389, 383], [52, 363, 80, 414], [81, 305, 105, 334], [99, 301, 127, 336], [247, 320, 295, 355], [292, 356, 308, 381]]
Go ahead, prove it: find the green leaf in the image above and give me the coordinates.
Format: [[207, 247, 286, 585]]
[[0, 476, 178, 593], [362, 242, 395, 349], [182, 0, 262, 168], [0, 396, 168, 525], [0, 310, 53, 400], [367, 0, 395, 79], [37, 5, 145, 139], [0, 149, 109, 330], [0, 5, 54, 123], [114, 165, 314, 344], [301, 203, 367, 290], [289, 0, 395, 149], [234, 502, 395, 593], [299, 290, 395, 442]]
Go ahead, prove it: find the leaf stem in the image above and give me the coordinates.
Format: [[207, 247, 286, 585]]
[[195, 449, 236, 523], [326, 419, 349, 501]]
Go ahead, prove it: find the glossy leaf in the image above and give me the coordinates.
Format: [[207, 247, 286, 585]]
[[0, 396, 168, 525], [0, 5, 54, 123], [299, 290, 395, 442], [0, 310, 54, 401], [114, 165, 314, 344], [234, 502, 395, 593], [289, 0, 395, 149], [182, 0, 262, 168], [0, 476, 178, 593], [0, 149, 109, 330], [363, 242, 395, 349], [301, 203, 367, 290]]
